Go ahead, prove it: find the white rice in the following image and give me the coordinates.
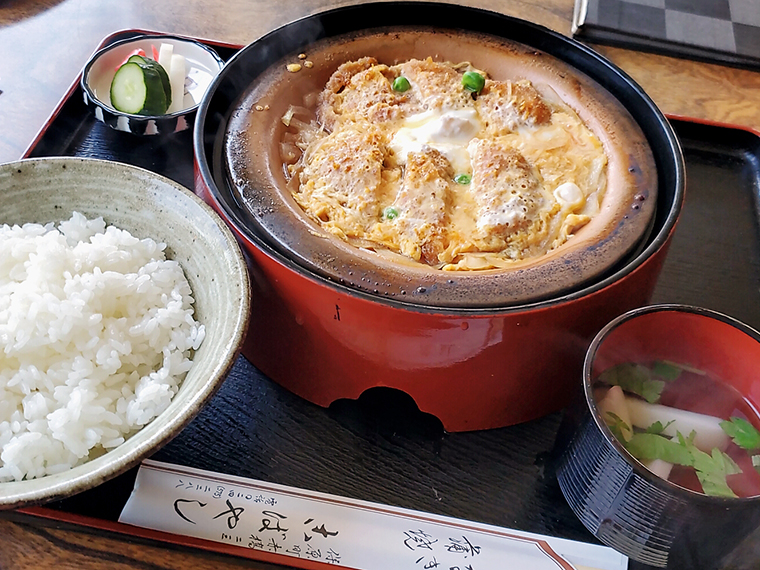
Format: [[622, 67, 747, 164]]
[[0, 212, 205, 482]]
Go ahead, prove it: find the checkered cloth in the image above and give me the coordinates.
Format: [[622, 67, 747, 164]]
[[573, 0, 760, 70]]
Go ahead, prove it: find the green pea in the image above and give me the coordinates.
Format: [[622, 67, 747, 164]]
[[383, 206, 399, 220], [392, 76, 411, 92], [454, 174, 472, 185], [462, 71, 485, 93]]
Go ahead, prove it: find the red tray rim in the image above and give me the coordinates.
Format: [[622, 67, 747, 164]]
[[11, 28, 760, 569]]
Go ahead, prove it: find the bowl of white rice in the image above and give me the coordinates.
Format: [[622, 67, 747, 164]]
[[0, 156, 250, 509]]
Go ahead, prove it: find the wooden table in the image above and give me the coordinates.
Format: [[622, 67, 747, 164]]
[[1, 0, 759, 568]]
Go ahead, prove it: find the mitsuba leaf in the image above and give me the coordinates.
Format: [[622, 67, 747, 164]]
[[651, 360, 683, 382], [625, 432, 692, 466], [720, 416, 760, 451], [698, 450, 741, 499], [645, 420, 675, 435], [629, 429, 743, 498], [604, 411, 632, 443], [662, 360, 707, 376], [679, 431, 740, 498], [598, 363, 665, 404]]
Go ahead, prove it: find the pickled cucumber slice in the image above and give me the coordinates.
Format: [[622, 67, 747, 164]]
[[126, 55, 172, 108], [110, 61, 168, 116]]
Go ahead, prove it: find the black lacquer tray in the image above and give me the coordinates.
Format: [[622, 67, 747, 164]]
[[11, 31, 760, 570]]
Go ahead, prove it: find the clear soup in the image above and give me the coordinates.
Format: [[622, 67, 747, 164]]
[[595, 361, 760, 498]]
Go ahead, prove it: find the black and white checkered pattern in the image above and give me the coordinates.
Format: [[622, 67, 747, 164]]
[[574, 0, 760, 70]]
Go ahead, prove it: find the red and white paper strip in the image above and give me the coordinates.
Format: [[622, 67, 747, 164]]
[[120, 459, 627, 570]]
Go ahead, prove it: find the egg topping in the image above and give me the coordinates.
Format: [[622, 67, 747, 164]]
[[283, 57, 608, 270]]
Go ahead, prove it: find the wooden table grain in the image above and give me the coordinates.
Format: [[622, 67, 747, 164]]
[[1, 0, 759, 568]]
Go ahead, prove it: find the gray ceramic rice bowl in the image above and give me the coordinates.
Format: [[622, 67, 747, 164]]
[[0, 157, 250, 509]]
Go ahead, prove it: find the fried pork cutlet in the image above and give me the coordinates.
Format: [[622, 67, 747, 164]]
[[317, 57, 407, 130], [297, 124, 385, 236], [467, 137, 556, 256], [392, 147, 454, 264], [476, 79, 552, 136]]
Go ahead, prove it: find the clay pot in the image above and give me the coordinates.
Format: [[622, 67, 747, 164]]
[[194, 2, 684, 431], [224, 27, 657, 307]]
